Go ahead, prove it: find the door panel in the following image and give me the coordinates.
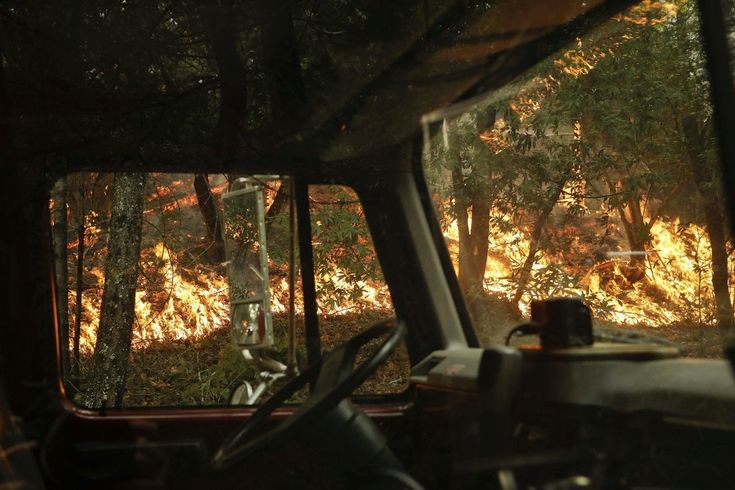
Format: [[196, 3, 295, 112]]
[[42, 402, 413, 489]]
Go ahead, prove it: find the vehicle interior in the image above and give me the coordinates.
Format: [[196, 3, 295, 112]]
[[3, 0, 735, 488]]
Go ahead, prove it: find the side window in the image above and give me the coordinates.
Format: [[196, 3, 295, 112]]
[[309, 185, 409, 395], [49, 174, 408, 409], [422, 1, 734, 357]]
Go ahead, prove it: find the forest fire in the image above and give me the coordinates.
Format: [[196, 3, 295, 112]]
[[49, 1, 731, 365], [442, 211, 731, 328], [70, 243, 230, 354], [71, 254, 390, 354], [69, 244, 391, 354], [417, 0, 734, 339], [134, 243, 229, 343], [57, 169, 731, 359], [68, 209, 727, 354]]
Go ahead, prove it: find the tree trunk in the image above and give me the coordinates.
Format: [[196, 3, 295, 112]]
[[202, 1, 247, 161], [51, 178, 70, 377], [613, 180, 683, 285], [265, 181, 290, 230], [193, 173, 224, 261], [682, 117, 734, 335], [53, 7, 83, 384], [452, 166, 491, 301], [466, 187, 491, 297], [615, 194, 649, 284], [260, 0, 304, 228], [702, 197, 734, 332], [450, 112, 496, 303], [199, 2, 248, 262], [72, 189, 85, 390], [512, 180, 567, 311], [0, 42, 13, 163], [82, 173, 146, 408], [452, 167, 473, 294], [259, 0, 307, 231], [261, 2, 305, 135]]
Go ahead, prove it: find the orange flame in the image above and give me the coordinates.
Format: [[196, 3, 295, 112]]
[[443, 209, 731, 326], [71, 243, 390, 353]]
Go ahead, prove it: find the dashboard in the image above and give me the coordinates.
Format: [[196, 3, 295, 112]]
[[409, 345, 735, 488]]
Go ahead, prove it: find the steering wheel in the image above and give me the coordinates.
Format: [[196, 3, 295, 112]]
[[211, 319, 406, 471]]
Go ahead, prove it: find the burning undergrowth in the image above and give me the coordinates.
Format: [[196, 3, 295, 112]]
[[61, 174, 393, 356], [57, 172, 731, 362], [442, 208, 733, 332], [50, 169, 732, 409]]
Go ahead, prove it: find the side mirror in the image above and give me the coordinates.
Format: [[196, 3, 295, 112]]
[[222, 177, 273, 349]]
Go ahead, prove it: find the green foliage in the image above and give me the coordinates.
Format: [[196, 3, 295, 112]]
[[223, 190, 261, 249], [180, 345, 260, 405], [310, 187, 384, 310], [180, 317, 306, 406]]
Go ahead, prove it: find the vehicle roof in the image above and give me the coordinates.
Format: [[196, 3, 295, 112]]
[[2, 0, 636, 177]]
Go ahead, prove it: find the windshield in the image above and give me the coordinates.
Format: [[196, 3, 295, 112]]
[[49, 174, 409, 408], [421, 1, 734, 357]]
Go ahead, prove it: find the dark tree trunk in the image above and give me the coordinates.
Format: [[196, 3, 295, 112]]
[[261, 2, 305, 134], [72, 189, 85, 390], [450, 112, 496, 303], [466, 187, 491, 297], [265, 181, 290, 231], [51, 178, 70, 377], [82, 173, 146, 408], [202, 1, 247, 161], [512, 180, 567, 311], [683, 117, 734, 335], [0, 43, 13, 163], [193, 173, 224, 261], [199, 2, 248, 262], [615, 194, 649, 284], [702, 196, 734, 332], [52, 8, 82, 378], [260, 4, 304, 231], [452, 166, 491, 301], [612, 180, 683, 285]]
